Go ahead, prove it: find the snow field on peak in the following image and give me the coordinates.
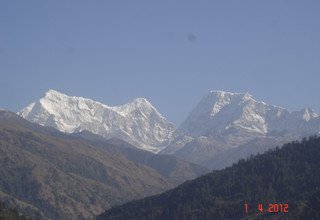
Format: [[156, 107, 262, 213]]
[[18, 89, 320, 156], [19, 90, 175, 153]]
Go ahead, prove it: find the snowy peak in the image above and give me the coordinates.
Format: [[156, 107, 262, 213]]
[[17, 89, 320, 156], [205, 90, 254, 117], [131, 97, 151, 106], [208, 90, 253, 100], [177, 90, 269, 136], [44, 89, 68, 99], [209, 90, 252, 99], [163, 90, 320, 159], [19, 90, 175, 153], [118, 97, 161, 116], [301, 108, 318, 122], [176, 90, 319, 138]]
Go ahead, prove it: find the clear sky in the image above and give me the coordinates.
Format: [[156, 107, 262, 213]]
[[1, 0, 320, 125]]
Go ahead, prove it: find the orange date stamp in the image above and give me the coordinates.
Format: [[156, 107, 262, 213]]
[[244, 203, 289, 214]]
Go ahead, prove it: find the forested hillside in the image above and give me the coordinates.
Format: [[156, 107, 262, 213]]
[[97, 136, 320, 220], [0, 202, 30, 220], [0, 111, 205, 219]]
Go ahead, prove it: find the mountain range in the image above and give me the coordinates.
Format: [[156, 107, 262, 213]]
[[19, 90, 175, 153], [2, 89, 320, 219], [162, 90, 320, 168], [19, 90, 320, 169]]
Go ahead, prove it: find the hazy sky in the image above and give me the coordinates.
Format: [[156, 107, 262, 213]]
[[1, 0, 320, 125]]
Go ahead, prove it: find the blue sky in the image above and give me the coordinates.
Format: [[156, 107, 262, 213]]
[[1, 0, 320, 125]]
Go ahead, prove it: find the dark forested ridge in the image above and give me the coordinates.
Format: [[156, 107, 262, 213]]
[[0, 202, 30, 220], [0, 111, 206, 219], [97, 136, 320, 220]]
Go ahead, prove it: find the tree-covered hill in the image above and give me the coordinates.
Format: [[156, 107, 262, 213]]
[[0, 202, 30, 220], [97, 136, 320, 220], [0, 110, 206, 219]]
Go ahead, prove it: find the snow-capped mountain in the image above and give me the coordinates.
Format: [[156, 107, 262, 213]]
[[161, 90, 320, 168], [178, 90, 318, 137], [18, 89, 320, 168], [19, 90, 175, 153]]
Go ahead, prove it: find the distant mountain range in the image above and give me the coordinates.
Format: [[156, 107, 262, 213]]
[[19, 90, 320, 169], [162, 90, 320, 169], [0, 110, 206, 219], [97, 136, 320, 220], [2, 90, 320, 219], [19, 90, 175, 153]]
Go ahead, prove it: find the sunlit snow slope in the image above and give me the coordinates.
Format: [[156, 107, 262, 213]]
[[19, 90, 175, 153]]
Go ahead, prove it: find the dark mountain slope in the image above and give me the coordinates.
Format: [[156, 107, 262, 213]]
[[0, 110, 207, 184], [97, 136, 320, 220], [0, 121, 170, 219], [0, 111, 206, 219], [72, 132, 208, 185], [0, 112, 169, 219], [0, 202, 30, 220]]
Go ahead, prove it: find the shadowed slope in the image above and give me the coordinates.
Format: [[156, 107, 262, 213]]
[[0, 110, 206, 219], [97, 136, 320, 220]]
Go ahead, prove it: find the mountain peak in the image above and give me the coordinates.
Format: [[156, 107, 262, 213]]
[[131, 97, 152, 106], [209, 90, 253, 100], [44, 89, 67, 98], [19, 90, 175, 153], [176, 90, 320, 138], [45, 89, 62, 95], [198, 90, 255, 118], [164, 90, 320, 163]]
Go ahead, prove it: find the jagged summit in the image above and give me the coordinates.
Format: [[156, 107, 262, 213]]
[[176, 90, 273, 136], [117, 97, 165, 118], [131, 97, 150, 104], [209, 90, 251, 96], [18, 89, 320, 161], [176, 90, 319, 137], [19, 90, 175, 153], [208, 90, 253, 99], [45, 89, 67, 97], [43, 89, 110, 108], [202, 90, 256, 117], [162, 90, 320, 161]]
